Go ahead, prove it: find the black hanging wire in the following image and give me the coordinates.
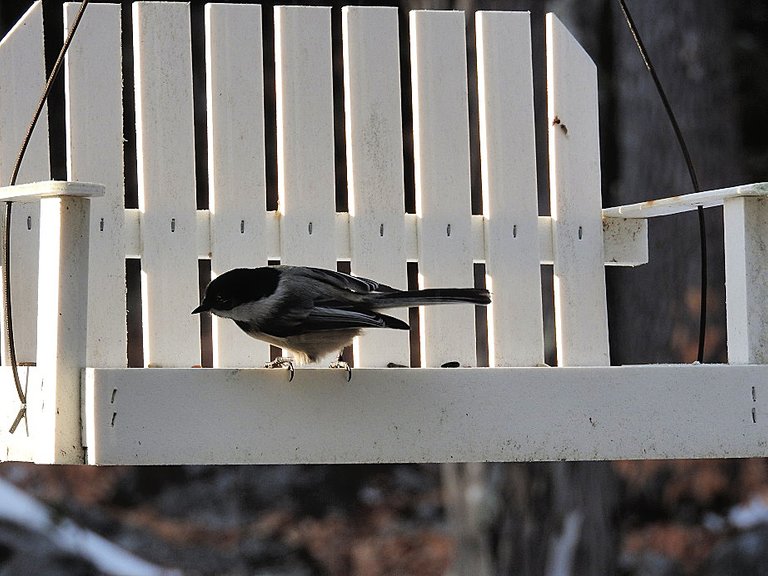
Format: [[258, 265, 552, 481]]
[[617, 0, 707, 364], [5, 0, 91, 434]]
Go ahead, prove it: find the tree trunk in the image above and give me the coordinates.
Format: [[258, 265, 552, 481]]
[[607, 0, 742, 365]]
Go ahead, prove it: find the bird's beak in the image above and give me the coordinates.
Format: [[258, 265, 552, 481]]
[[192, 303, 209, 314]]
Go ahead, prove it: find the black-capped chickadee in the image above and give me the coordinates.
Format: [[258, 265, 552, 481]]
[[193, 266, 491, 369]]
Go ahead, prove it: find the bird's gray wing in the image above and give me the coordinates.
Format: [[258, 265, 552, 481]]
[[288, 266, 399, 294], [302, 307, 408, 331], [243, 293, 408, 338]]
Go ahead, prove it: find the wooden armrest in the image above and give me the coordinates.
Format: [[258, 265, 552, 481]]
[[602, 182, 768, 219], [0, 180, 105, 202]]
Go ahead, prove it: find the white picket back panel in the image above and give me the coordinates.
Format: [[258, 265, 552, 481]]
[[205, 4, 270, 367], [0, 1, 48, 364], [133, 2, 200, 367], [343, 7, 409, 368], [546, 14, 610, 367], [476, 11, 544, 367], [410, 11, 476, 367], [64, 3, 126, 368], [275, 6, 337, 270]]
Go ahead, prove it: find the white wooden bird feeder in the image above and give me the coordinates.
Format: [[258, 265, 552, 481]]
[[1, 2, 766, 465]]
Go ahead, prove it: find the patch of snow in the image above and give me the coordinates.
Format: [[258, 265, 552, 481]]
[[702, 511, 726, 532], [0, 478, 182, 576], [728, 495, 768, 529]]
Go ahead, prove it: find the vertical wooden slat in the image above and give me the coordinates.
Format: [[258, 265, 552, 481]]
[[476, 11, 544, 367], [410, 11, 475, 367], [206, 4, 270, 367], [64, 2, 126, 368], [546, 14, 609, 366], [133, 2, 199, 367], [343, 6, 408, 368], [724, 197, 768, 364], [274, 6, 336, 270], [0, 1, 48, 364]]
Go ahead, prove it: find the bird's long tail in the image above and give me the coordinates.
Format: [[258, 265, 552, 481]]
[[372, 288, 491, 309]]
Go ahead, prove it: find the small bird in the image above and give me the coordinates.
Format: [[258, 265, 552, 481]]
[[192, 266, 491, 376]]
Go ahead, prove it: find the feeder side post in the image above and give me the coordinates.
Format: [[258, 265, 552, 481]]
[[32, 195, 90, 463], [724, 197, 768, 364]]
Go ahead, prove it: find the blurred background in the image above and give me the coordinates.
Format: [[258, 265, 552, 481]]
[[0, 0, 767, 574]]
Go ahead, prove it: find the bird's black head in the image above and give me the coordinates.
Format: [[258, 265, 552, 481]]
[[192, 267, 281, 314]]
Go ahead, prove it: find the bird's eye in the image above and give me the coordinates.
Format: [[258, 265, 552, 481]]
[[215, 295, 231, 308]]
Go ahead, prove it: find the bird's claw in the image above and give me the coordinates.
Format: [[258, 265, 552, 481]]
[[265, 357, 295, 382], [329, 360, 352, 382]]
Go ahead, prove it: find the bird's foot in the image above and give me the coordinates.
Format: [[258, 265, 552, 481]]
[[265, 357, 295, 382], [329, 359, 352, 382]]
